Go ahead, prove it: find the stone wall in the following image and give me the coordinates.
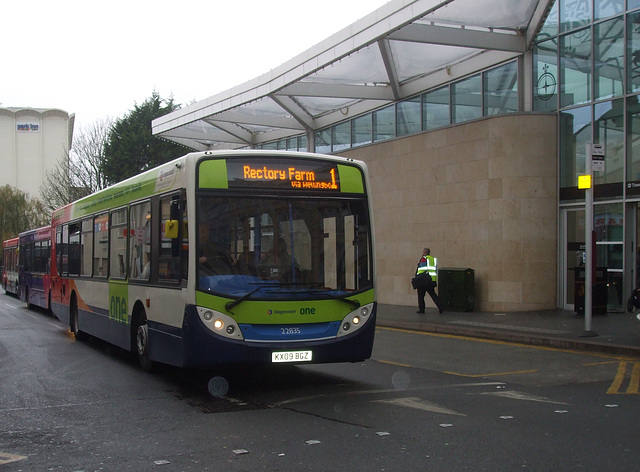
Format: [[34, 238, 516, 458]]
[[340, 113, 558, 312]]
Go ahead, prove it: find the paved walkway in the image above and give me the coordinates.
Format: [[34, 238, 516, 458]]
[[376, 303, 640, 358]]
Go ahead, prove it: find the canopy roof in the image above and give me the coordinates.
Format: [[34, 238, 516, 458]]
[[152, 0, 553, 151]]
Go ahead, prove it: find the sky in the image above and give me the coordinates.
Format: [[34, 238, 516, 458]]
[[1, 0, 390, 131]]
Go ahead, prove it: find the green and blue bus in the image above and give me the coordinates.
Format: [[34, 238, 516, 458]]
[[50, 150, 376, 371]]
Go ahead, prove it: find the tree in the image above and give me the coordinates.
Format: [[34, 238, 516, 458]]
[[0, 185, 49, 242], [102, 92, 186, 185], [40, 118, 113, 213]]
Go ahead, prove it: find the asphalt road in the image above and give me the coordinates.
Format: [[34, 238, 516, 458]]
[[1, 294, 639, 471]]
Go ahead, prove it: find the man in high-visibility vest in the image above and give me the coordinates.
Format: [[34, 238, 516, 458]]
[[416, 247, 443, 313]]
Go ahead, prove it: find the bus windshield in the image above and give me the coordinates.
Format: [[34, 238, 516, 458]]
[[197, 195, 372, 301]]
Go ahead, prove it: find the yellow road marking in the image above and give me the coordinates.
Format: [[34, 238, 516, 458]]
[[0, 452, 27, 465], [378, 326, 635, 361], [608, 361, 640, 394], [443, 369, 538, 378], [377, 359, 412, 368]]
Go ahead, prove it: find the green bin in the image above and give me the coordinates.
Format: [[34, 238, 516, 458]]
[[438, 268, 474, 312]]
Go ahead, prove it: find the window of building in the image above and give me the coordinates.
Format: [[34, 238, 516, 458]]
[[352, 114, 372, 147], [483, 62, 518, 116], [373, 105, 395, 142], [452, 74, 482, 123], [560, 27, 592, 107], [534, 39, 559, 111], [595, 17, 624, 100], [538, 0, 558, 40], [396, 96, 421, 136], [631, 0, 640, 12], [595, 0, 624, 20], [559, 105, 592, 198], [315, 129, 331, 154], [332, 121, 351, 152], [423, 86, 450, 130], [594, 99, 624, 194], [627, 11, 640, 93], [560, 0, 591, 32]]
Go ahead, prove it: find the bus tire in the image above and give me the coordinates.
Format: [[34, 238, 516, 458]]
[[134, 309, 154, 373], [70, 295, 88, 342]]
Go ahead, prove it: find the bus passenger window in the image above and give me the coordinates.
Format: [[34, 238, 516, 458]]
[[68, 223, 81, 276], [109, 208, 128, 279], [129, 201, 151, 281], [93, 213, 108, 277], [81, 219, 93, 276]]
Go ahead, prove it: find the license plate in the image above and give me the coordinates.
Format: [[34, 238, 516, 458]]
[[272, 350, 313, 363]]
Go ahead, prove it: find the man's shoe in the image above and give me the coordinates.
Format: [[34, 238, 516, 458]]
[[439, 307, 444, 313], [416, 310, 425, 314]]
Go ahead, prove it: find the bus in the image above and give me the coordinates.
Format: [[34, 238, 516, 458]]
[[50, 150, 375, 371], [19, 226, 52, 310], [2, 237, 19, 296]]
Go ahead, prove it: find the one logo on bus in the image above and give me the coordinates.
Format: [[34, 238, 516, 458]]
[[110, 295, 128, 323]]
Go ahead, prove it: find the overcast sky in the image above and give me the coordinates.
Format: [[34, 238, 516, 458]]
[[1, 0, 389, 130]]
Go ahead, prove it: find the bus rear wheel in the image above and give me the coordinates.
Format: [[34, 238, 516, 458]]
[[134, 311, 154, 373]]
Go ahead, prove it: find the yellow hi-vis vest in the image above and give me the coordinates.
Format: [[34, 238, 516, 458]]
[[417, 255, 437, 282]]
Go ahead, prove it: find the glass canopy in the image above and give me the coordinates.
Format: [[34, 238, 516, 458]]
[[152, 0, 553, 151]]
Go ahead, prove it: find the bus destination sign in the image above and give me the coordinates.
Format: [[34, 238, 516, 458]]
[[227, 159, 340, 191]]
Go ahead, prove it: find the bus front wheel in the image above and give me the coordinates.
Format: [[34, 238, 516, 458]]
[[134, 311, 154, 373]]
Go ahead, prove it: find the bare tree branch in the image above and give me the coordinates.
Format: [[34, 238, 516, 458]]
[[40, 118, 113, 212]]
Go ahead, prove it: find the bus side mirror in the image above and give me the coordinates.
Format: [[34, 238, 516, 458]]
[[165, 220, 179, 239]]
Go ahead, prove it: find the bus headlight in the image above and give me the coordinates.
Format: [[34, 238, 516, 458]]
[[196, 307, 244, 341], [337, 303, 374, 337]]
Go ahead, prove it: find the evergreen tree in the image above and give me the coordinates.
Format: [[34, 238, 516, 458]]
[[0, 185, 48, 241], [103, 92, 186, 184]]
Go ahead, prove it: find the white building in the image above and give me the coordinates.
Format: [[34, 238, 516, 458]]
[[0, 107, 75, 198]]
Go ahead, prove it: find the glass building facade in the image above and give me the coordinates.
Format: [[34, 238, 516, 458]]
[[534, 0, 640, 311]]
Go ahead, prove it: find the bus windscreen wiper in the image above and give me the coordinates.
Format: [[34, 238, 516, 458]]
[[225, 284, 273, 313], [275, 285, 361, 309]]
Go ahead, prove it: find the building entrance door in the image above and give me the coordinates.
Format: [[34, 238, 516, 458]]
[[561, 208, 585, 311]]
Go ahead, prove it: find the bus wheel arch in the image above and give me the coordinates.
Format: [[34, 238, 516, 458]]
[[131, 302, 154, 373]]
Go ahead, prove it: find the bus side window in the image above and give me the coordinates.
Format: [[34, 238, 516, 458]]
[[68, 223, 81, 276], [56, 226, 63, 276], [81, 219, 93, 276], [109, 208, 128, 279], [159, 194, 183, 282], [129, 201, 151, 281], [93, 213, 108, 278]]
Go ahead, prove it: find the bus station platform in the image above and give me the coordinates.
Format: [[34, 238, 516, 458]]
[[376, 304, 640, 358]]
